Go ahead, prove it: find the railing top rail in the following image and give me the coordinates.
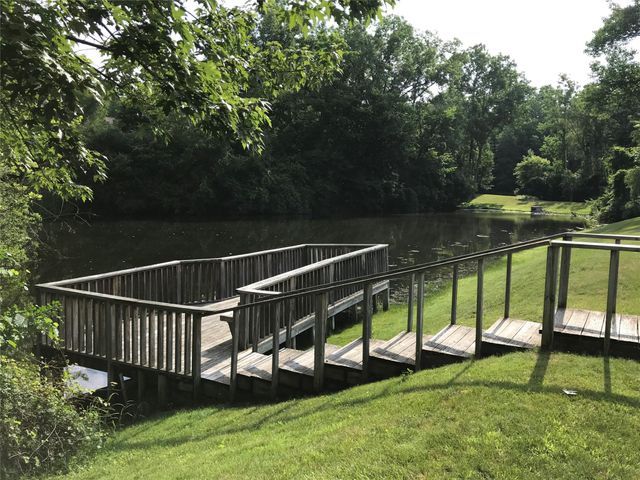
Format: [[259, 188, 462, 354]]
[[568, 232, 640, 242], [551, 240, 640, 252], [42, 260, 183, 287], [237, 244, 388, 293], [36, 284, 217, 315], [180, 244, 308, 264], [44, 243, 379, 287]]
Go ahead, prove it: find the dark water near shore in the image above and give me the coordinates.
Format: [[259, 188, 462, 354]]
[[37, 211, 585, 283]]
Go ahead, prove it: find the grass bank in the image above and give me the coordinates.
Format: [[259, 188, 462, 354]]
[[330, 216, 640, 346], [464, 194, 591, 215], [57, 352, 640, 479]]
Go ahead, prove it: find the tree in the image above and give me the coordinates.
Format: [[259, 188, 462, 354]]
[[587, 0, 640, 55], [1, 0, 391, 205], [454, 45, 528, 191]]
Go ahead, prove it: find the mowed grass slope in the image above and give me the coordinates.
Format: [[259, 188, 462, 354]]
[[465, 194, 591, 215], [330, 216, 640, 346], [58, 352, 640, 479], [56, 217, 640, 480]]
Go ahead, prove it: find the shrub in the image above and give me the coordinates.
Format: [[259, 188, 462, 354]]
[[0, 355, 108, 477], [514, 152, 553, 198]]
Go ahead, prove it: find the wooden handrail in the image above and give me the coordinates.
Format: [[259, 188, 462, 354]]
[[550, 240, 640, 252]]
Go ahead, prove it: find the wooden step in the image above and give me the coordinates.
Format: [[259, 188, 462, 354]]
[[238, 348, 306, 382], [203, 350, 267, 385], [370, 331, 431, 366], [423, 324, 475, 358], [279, 344, 340, 377], [325, 338, 387, 370], [482, 318, 541, 350], [555, 307, 640, 343]]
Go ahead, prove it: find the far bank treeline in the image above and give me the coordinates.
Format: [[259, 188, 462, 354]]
[[82, 15, 640, 219]]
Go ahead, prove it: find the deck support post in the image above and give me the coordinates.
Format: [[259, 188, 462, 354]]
[[604, 249, 620, 356], [541, 245, 561, 350], [415, 273, 425, 371], [362, 282, 373, 380], [407, 274, 415, 332], [504, 253, 512, 319], [313, 292, 328, 392], [451, 264, 459, 325], [137, 370, 145, 402], [475, 258, 484, 357], [192, 314, 201, 401], [230, 315, 240, 402], [382, 288, 390, 311], [157, 374, 168, 409], [106, 303, 115, 398], [557, 235, 572, 309], [271, 302, 281, 399]]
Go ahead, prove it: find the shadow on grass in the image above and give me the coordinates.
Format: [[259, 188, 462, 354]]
[[106, 352, 640, 453]]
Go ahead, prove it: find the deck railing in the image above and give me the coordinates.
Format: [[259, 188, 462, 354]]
[[234, 244, 389, 350]]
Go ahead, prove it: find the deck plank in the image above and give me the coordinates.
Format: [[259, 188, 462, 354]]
[[424, 325, 475, 358], [483, 318, 541, 349]]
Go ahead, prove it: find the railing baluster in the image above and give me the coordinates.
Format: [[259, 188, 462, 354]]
[[415, 273, 425, 371], [504, 253, 512, 319], [230, 314, 240, 402], [192, 314, 201, 401], [362, 282, 373, 380], [557, 235, 572, 309], [313, 292, 328, 392], [451, 264, 459, 325], [475, 258, 484, 357], [271, 302, 280, 399], [604, 249, 620, 356], [407, 273, 415, 332]]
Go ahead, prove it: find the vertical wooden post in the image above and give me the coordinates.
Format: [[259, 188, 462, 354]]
[[475, 258, 484, 357], [362, 282, 373, 380], [541, 245, 561, 350], [106, 303, 114, 398], [271, 302, 281, 399], [230, 313, 240, 402], [176, 263, 183, 304], [407, 273, 415, 332], [285, 298, 294, 348], [382, 288, 390, 311], [313, 292, 328, 392], [451, 264, 459, 325], [557, 235, 572, 309], [604, 249, 620, 356], [415, 273, 425, 371], [192, 314, 201, 401], [504, 253, 513, 319], [157, 374, 168, 409]]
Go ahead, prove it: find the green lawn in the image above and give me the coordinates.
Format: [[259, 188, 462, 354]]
[[57, 352, 640, 479], [465, 194, 591, 215], [54, 217, 640, 480]]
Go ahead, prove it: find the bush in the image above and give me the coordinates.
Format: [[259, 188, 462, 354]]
[[514, 152, 553, 198], [0, 355, 108, 477]]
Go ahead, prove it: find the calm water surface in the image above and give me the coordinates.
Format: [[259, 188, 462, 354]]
[[38, 211, 585, 282]]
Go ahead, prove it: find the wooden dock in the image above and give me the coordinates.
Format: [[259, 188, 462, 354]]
[[36, 233, 640, 405]]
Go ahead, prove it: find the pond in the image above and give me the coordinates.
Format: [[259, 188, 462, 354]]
[[37, 211, 585, 283]]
